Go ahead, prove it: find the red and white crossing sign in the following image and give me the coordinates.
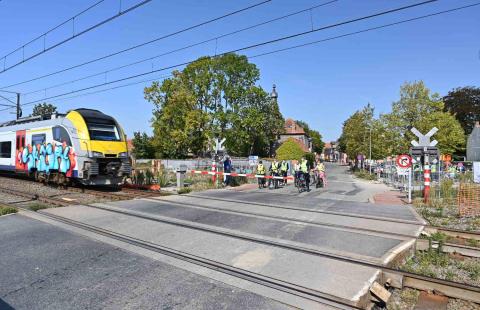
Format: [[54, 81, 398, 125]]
[[396, 154, 412, 168]]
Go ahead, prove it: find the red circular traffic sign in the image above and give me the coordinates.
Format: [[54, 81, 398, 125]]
[[396, 154, 412, 168]]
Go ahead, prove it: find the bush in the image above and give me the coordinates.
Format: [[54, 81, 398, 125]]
[[0, 206, 17, 216], [276, 138, 306, 161], [29, 204, 49, 212], [157, 170, 170, 187], [178, 188, 192, 194], [354, 170, 377, 181]]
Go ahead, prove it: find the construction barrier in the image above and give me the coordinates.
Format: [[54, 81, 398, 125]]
[[457, 183, 480, 217], [190, 170, 294, 180]]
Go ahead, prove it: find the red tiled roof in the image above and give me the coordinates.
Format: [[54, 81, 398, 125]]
[[284, 118, 305, 134]]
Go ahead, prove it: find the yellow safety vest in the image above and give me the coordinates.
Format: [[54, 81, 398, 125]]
[[271, 162, 279, 173], [281, 162, 288, 172], [300, 161, 308, 173], [257, 164, 265, 174]]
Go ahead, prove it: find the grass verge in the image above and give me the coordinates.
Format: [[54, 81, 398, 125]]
[[28, 203, 50, 212], [0, 205, 17, 216]]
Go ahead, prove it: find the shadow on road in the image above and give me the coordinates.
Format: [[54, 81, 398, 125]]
[[0, 298, 15, 309]]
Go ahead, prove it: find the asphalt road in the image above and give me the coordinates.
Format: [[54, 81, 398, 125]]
[[0, 214, 290, 310]]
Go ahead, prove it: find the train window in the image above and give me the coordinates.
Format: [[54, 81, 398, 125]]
[[86, 123, 121, 141], [52, 126, 72, 146], [0, 141, 11, 158], [32, 134, 46, 146], [16, 136, 20, 150]]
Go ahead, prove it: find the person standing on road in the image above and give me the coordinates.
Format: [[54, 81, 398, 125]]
[[280, 160, 289, 186], [300, 157, 310, 191], [270, 159, 280, 189], [294, 160, 301, 187], [256, 160, 266, 189], [223, 156, 232, 186]]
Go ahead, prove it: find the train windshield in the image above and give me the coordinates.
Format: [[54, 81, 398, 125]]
[[87, 123, 121, 141]]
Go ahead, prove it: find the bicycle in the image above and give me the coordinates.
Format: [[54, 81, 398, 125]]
[[297, 173, 308, 193], [314, 171, 326, 188]]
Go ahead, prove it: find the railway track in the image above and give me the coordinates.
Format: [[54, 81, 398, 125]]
[[4, 201, 356, 310], [2, 185, 480, 306], [0, 174, 162, 202], [1, 178, 479, 259]]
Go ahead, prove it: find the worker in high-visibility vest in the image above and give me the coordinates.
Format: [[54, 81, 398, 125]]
[[280, 160, 289, 186], [256, 161, 266, 189], [269, 159, 280, 189], [300, 157, 310, 191]]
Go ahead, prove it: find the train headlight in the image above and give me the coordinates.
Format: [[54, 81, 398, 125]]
[[91, 151, 104, 158], [118, 152, 128, 158]]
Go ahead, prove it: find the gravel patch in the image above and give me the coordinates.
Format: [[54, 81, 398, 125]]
[[0, 176, 115, 206], [386, 288, 480, 310], [414, 200, 480, 232], [386, 288, 418, 310], [401, 250, 480, 286], [448, 298, 480, 310]]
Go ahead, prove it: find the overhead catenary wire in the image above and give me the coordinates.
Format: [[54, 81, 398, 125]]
[[15, 0, 443, 108], [0, 0, 154, 74], [0, 0, 273, 90], [0, 0, 474, 114], [20, 0, 339, 97]]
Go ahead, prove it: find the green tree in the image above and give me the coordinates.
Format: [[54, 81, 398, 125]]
[[443, 86, 480, 135], [32, 103, 57, 116], [295, 120, 324, 153], [338, 104, 388, 160], [144, 54, 283, 158], [131, 132, 155, 159], [276, 138, 306, 161], [382, 81, 465, 154]]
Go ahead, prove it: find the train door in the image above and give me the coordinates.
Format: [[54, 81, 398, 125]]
[[15, 130, 26, 171]]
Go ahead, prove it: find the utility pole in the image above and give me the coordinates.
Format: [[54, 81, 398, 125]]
[[0, 90, 21, 119], [369, 126, 372, 174], [16, 93, 22, 119]]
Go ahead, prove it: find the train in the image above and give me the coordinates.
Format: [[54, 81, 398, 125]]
[[0, 108, 131, 186]]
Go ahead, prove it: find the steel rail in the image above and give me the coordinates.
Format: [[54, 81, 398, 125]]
[[68, 203, 480, 304], [185, 194, 425, 226], [4, 202, 357, 310], [2, 187, 480, 304]]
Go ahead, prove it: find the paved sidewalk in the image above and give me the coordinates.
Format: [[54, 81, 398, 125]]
[[372, 190, 407, 205]]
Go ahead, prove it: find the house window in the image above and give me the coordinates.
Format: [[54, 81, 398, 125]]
[[0, 141, 11, 158]]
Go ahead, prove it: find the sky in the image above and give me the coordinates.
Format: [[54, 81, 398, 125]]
[[0, 0, 479, 142]]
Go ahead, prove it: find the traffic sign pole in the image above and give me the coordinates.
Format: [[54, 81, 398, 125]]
[[424, 155, 431, 203], [408, 167, 412, 204]]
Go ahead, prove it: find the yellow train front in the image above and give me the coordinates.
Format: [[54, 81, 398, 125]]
[[0, 108, 131, 186]]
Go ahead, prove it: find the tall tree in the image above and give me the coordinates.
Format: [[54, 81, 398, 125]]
[[32, 102, 57, 117], [382, 81, 465, 155], [144, 54, 282, 158], [338, 104, 388, 160], [443, 86, 480, 135]]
